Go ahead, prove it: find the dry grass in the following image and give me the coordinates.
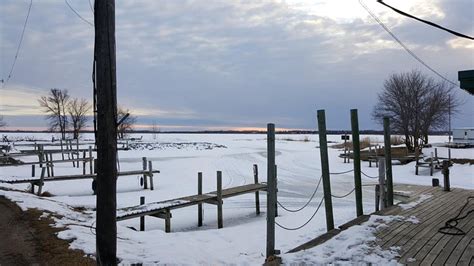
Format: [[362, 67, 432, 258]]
[[332, 136, 373, 150], [390, 135, 405, 146]]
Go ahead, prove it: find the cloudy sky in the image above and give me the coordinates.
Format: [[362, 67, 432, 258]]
[[1, 0, 473, 131]]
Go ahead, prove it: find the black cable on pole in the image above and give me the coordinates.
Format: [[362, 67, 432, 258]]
[[331, 187, 356, 199], [377, 0, 474, 41], [65, 0, 94, 27], [2, 0, 32, 89], [275, 196, 325, 231], [359, 0, 459, 88], [277, 175, 322, 213]]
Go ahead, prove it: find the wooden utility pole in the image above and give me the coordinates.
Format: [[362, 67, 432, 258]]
[[266, 123, 276, 259], [94, 0, 118, 264], [383, 117, 394, 207]]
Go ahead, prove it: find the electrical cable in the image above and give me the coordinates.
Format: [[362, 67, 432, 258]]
[[275, 196, 325, 231], [377, 0, 474, 41], [438, 196, 474, 235], [2, 0, 32, 89], [331, 187, 356, 198], [277, 175, 322, 213], [358, 0, 459, 88], [361, 170, 379, 179], [330, 169, 354, 175], [65, 0, 94, 27]]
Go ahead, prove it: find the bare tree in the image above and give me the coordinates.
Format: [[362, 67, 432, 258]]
[[151, 121, 160, 140], [0, 115, 6, 128], [68, 98, 91, 139], [372, 71, 460, 151], [117, 107, 137, 139], [38, 89, 70, 140]]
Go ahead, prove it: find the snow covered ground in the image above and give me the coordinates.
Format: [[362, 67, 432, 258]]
[[0, 132, 472, 264]]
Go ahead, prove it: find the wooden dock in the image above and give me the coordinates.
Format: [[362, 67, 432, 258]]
[[289, 184, 473, 265], [117, 182, 267, 232]]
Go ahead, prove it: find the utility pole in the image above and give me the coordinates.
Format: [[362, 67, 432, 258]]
[[94, 0, 118, 264]]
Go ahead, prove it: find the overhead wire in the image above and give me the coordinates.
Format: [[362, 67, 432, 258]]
[[65, 0, 94, 27], [2, 0, 33, 89], [377, 0, 474, 41], [358, 0, 459, 88]]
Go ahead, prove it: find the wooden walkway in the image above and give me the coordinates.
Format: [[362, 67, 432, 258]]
[[117, 183, 267, 232], [289, 184, 473, 265]]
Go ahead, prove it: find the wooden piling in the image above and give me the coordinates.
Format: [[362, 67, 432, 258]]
[[442, 160, 450, 192], [317, 110, 334, 231], [266, 123, 277, 259], [275, 164, 278, 217], [49, 153, 54, 177], [142, 157, 148, 189], [60, 139, 64, 160], [378, 158, 386, 210], [383, 117, 394, 207], [76, 138, 80, 168], [253, 164, 260, 215], [148, 161, 154, 190], [198, 172, 203, 226], [375, 185, 380, 212], [83, 150, 87, 175], [31, 164, 35, 177], [165, 209, 171, 233], [37, 167, 46, 196], [140, 196, 145, 231], [351, 109, 363, 217], [89, 146, 93, 174], [430, 152, 434, 176], [217, 171, 223, 229]]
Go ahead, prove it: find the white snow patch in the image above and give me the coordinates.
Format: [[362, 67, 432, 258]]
[[282, 215, 404, 265], [399, 194, 432, 210]]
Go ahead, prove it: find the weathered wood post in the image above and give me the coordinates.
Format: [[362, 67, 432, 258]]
[[83, 150, 87, 175], [76, 138, 80, 168], [37, 167, 46, 196], [95, 0, 118, 263], [198, 172, 203, 226], [317, 110, 335, 231], [266, 123, 277, 259], [434, 148, 438, 160], [253, 164, 260, 215], [448, 148, 451, 163], [378, 158, 386, 210], [415, 147, 420, 175], [49, 153, 54, 177], [60, 139, 65, 160], [275, 164, 278, 217], [31, 164, 35, 177], [142, 157, 148, 189], [45, 152, 51, 177], [351, 109, 363, 217], [442, 160, 450, 192], [217, 171, 223, 229], [383, 117, 394, 207], [375, 185, 380, 212], [430, 152, 434, 176], [148, 161, 154, 190], [89, 146, 93, 174], [140, 196, 145, 231]]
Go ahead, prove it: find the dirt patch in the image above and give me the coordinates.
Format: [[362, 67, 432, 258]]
[[0, 196, 95, 265]]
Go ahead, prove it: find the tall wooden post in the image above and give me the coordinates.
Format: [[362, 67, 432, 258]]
[[350, 109, 363, 217], [266, 123, 276, 259], [140, 196, 145, 231], [317, 110, 334, 231], [198, 172, 203, 227], [383, 117, 394, 207], [216, 171, 223, 229], [253, 164, 260, 215], [378, 158, 386, 210], [94, 0, 118, 264]]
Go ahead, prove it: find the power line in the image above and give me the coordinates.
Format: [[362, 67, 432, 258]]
[[65, 0, 94, 27], [2, 0, 33, 88], [377, 0, 474, 41], [358, 0, 459, 88]]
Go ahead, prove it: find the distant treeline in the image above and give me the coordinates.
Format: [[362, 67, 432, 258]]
[[0, 129, 451, 135]]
